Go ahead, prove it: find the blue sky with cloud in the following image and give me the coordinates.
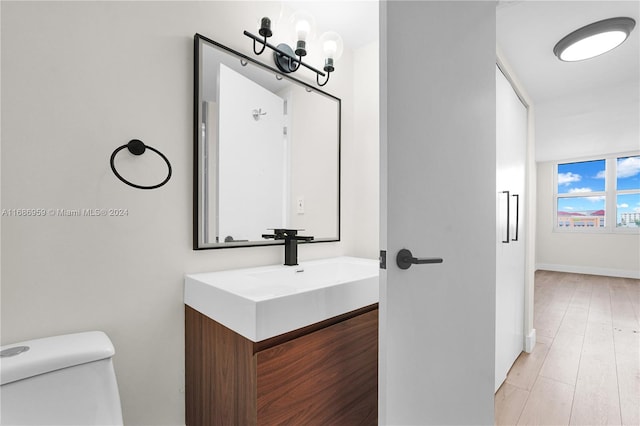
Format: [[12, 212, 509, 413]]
[[557, 156, 640, 225]]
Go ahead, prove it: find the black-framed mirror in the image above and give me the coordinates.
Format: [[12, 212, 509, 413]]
[[193, 34, 341, 249]]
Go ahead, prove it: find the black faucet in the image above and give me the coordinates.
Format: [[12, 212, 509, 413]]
[[262, 228, 314, 266]]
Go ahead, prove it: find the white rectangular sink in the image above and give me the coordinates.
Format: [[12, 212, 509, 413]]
[[184, 256, 379, 342]]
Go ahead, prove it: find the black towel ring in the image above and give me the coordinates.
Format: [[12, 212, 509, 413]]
[[110, 139, 172, 190]]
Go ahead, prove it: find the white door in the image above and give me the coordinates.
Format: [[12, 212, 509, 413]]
[[380, 2, 496, 424], [495, 67, 527, 390], [218, 64, 286, 241]]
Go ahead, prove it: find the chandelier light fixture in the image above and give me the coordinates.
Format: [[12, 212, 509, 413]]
[[243, 12, 343, 86]]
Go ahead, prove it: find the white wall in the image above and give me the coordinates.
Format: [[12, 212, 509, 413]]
[[535, 83, 639, 163], [288, 84, 340, 238], [347, 40, 379, 259], [536, 161, 640, 278], [0, 2, 377, 424], [534, 61, 640, 279]]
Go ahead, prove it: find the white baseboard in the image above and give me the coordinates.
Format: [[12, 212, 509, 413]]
[[536, 263, 640, 279], [524, 329, 536, 353]]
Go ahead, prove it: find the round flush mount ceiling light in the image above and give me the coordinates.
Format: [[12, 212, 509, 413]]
[[553, 17, 636, 61]]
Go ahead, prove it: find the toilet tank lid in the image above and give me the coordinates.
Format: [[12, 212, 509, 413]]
[[0, 331, 115, 386]]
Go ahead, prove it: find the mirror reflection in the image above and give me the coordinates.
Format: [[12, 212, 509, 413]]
[[194, 34, 341, 249]]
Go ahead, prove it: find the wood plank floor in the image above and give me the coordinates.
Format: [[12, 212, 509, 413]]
[[495, 271, 640, 426]]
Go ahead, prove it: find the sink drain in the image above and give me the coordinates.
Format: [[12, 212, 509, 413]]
[[0, 346, 30, 357]]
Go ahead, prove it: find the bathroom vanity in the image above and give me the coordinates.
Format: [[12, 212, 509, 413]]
[[184, 257, 379, 426], [189, 34, 376, 424]]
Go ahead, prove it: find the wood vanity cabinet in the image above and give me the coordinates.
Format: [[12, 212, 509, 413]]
[[185, 304, 378, 426]]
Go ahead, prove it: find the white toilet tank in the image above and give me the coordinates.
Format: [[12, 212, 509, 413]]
[[0, 331, 123, 426]]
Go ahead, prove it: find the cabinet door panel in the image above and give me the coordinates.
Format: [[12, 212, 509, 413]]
[[185, 306, 257, 426], [495, 66, 527, 391], [257, 309, 378, 425]]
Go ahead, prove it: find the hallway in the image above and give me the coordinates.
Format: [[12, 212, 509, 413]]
[[495, 271, 640, 425]]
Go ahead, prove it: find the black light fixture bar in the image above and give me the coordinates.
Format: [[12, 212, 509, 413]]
[[243, 31, 326, 77]]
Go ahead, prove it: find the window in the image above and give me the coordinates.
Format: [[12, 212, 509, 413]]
[[616, 156, 640, 228], [556, 159, 606, 228], [555, 155, 639, 232]]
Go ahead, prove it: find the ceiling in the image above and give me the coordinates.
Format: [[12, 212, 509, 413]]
[[497, 1, 639, 104], [278, 1, 638, 159], [284, 1, 638, 107], [497, 1, 639, 161]]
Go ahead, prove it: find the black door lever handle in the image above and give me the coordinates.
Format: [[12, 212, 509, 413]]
[[396, 248, 443, 270]]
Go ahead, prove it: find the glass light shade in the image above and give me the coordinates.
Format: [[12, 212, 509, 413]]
[[560, 31, 628, 61], [290, 11, 315, 42], [554, 17, 636, 61], [320, 31, 344, 60]]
